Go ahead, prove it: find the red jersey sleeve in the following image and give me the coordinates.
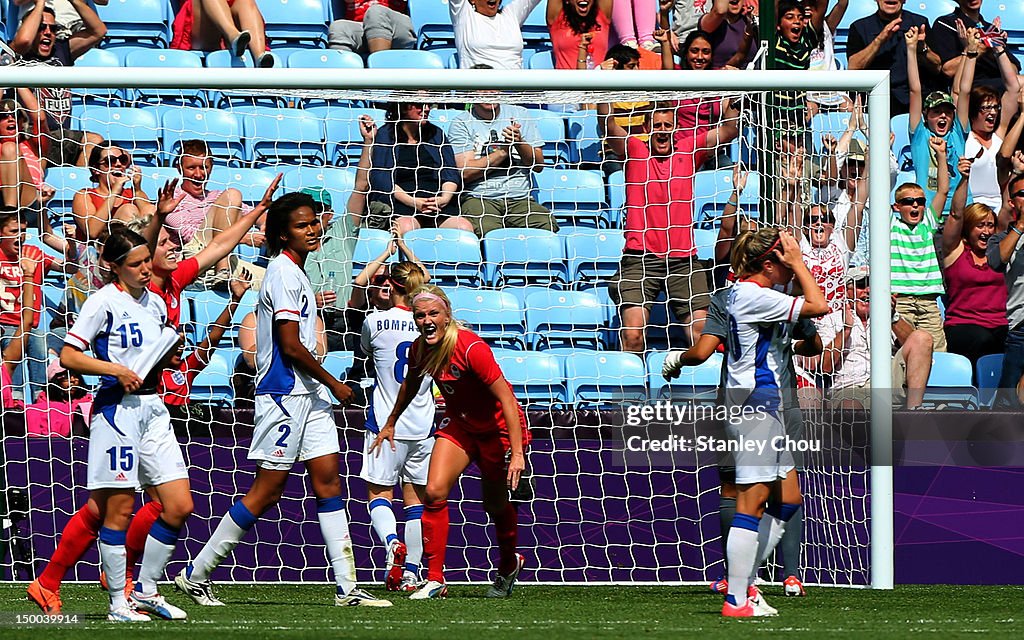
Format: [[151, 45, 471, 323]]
[[172, 257, 201, 290], [464, 338, 502, 387]]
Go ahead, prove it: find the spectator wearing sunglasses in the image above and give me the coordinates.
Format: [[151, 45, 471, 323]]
[[10, 0, 105, 167], [889, 148, 951, 353], [71, 143, 156, 241], [795, 202, 861, 315]]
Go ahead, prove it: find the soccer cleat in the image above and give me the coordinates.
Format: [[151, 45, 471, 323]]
[[721, 598, 755, 618], [384, 541, 408, 592], [485, 553, 525, 598], [99, 569, 134, 598], [174, 568, 225, 606], [335, 588, 393, 607], [708, 577, 728, 594], [397, 573, 421, 593], [409, 580, 448, 600], [26, 580, 62, 615], [129, 591, 188, 620], [747, 585, 778, 616], [107, 605, 151, 622], [784, 575, 806, 597]]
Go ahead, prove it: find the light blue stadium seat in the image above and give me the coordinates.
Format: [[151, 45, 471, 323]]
[[205, 50, 287, 107], [444, 49, 459, 69], [367, 49, 445, 69], [810, 111, 855, 153], [499, 285, 557, 310], [189, 290, 256, 344], [448, 289, 526, 350], [835, 0, 880, 43], [403, 229, 482, 286], [606, 170, 625, 228], [138, 166, 182, 198], [533, 168, 606, 227], [975, 353, 1003, 408], [77, 107, 161, 166], [911, 0, 957, 23], [580, 283, 619, 349], [280, 166, 356, 211], [693, 169, 761, 225], [323, 351, 355, 379], [482, 228, 569, 287], [527, 50, 554, 70], [646, 351, 722, 403], [519, 0, 550, 45], [287, 49, 363, 69], [190, 352, 235, 405], [562, 227, 624, 286], [72, 48, 122, 105], [97, 0, 170, 48], [45, 166, 92, 218], [891, 113, 912, 170], [409, 0, 455, 48], [524, 289, 605, 350], [353, 228, 396, 269], [923, 352, 979, 409], [566, 109, 600, 164], [161, 109, 245, 167], [565, 351, 647, 407], [305, 105, 388, 166], [526, 109, 571, 166], [233, 106, 327, 166], [124, 49, 206, 106], [428, 108, 466, 134], [694, 227, 719, 262], [261, 0, 329, 47], [207, 167, 280, 204], [493, 349, 566, 407]]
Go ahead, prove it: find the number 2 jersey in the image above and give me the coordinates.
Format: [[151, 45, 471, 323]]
[[255, 253, 320, 397], [361, 305, 435, 440]]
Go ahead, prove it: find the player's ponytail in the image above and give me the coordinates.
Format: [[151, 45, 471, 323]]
[[409, 284, 460, 380], [388, 261, 428, 307], [731, 228, 782, 279]]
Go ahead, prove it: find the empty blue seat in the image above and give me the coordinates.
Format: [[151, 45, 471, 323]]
[[280, 166, 357, 212], [190, 352, 235, 405], [524, 290, 605, 350], [482, 228, 569, 287], [323, 351, 355, 379], [138, 166, 182, 199], [161, 109, 245, 166], [975, 353, 1003, 408], [534, 168, 606, 227], [566, 109, 600, 164], [77, 107, 161, 166], [519, 0, 549, 44], [124, 49, 206, 106], [205, 51, 287, 107], [923, 352, 979, 410], [693, 169, 761, 225], [581, 283, 619, 349], [305, 105, 388, 166], [448, 289, 525, 350], [409, 0, 455, 48], [403, 229, 482, 286], [45, 166, 92, 218], [428, 108, 465, 134], [208, 167, 280, 205], [526, 109, 571, 166], [562, 227, 623, 285], [75, 48, 120, 67], [287, 49, 363, 69], [891, 113, 912, 169], [234, 106, 326, 166], [353, 228, 395, 269], [565, 351, 647, 407], [261, 0, 329, 47], [646, 351, 722, 403], [97, 0, 170, 47], [71, 48, 121, 105], [527, 49, 554, 69], [606, 170, 625, 228], [493, 349, 565, 407], [810, 111, 854, 153], [367, 49, 445, 69], [188, 290, 256, 344]]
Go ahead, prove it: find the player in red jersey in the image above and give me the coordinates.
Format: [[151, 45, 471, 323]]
[[373, 284, 529, 600]]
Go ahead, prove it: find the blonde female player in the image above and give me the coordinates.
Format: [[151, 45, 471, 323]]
[[372, 285, 529, 600], [360, 261, 435, 592], [59, 229, 189, 622], [696, 229, 826, 618]]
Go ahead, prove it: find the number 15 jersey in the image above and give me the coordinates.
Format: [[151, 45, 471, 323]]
[[361, 305, 435, 440]]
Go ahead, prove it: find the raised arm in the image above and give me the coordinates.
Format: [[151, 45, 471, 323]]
[[929, 136, 950, 214], [943, 156, 973, 265], [10, 0, 45, 54], [602, 104, 629, 161], [546, 0, 563, 25], [348, 240, 395, 309], [994, 41, 1021, 137], [716, 165, 748, 263], [705, 98, 740, 150], [957, 28, 982, 128], [699, 0, 731, 35], [825, 0, 849, 35], [195, 275, 250, 364], [999, 87, 1024, 187], [906, 25, 924, 131], [67, 0, 108, 60], [194, 174, 281, 273], [777, 232, 829, 318]]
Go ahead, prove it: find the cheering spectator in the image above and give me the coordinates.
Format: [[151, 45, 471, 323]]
[[697, 0, 757, 71], [448, 93, 557, 237], [10, 0, 104, 166], [846, 0, 941, 116], [958, 26, 1021, 212], [595, 46, 649, 174], [546, 0, 612, 69], [329, 0, 415, 54], [818, 265, 933, 410], [941, 156, 1006, 367], [163, 140, 263, 288], [807, 0, 853, 114], [71, 144, 155, 241], [0, 95, 53, 214], [171, 0, 274, 67], [795, 197, 862, 314], [604, 100, 740, 351], [986, 169, 1024, 407], [768, 0, 828, 131], [13, 0, 109, 40], [451, 0, 542, 69], [613, 0, 657, 51], [357, 104, 471, 234], [907, 25, 965, 210], [927, 0, 1021, 94]]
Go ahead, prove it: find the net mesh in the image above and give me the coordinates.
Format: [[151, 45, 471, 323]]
[[0, 78, 874, 587]]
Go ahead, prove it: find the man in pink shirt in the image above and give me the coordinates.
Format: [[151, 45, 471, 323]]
[[165, 139, 264, 288], [604, 101, 739, 351]]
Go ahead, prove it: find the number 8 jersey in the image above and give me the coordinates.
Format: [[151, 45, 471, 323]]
[[360, 305, 435, 440]]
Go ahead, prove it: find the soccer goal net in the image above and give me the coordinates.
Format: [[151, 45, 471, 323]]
[[0, 65, 893, 588]]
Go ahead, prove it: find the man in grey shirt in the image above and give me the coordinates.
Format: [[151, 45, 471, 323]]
[[986, 172, 1024, 407]]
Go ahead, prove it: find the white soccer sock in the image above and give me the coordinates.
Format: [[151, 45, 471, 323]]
[[318, 497, 356, 595], [190, 501, 256, 582], [137, 518, 180, 595], [404, 505, 424, 573], [98, 527, 128, 611], [726, 514, 760, 606], [369, 497, 398, 548], [749, 514, 787, 586]]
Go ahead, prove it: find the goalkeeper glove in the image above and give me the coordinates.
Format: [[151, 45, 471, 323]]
[[662, 351, 686, 380]]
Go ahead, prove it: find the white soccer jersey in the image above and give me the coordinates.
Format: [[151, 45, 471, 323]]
[[255, 253, 320, 396], [361, 306, 435, 440], [65, 283, 169, 393], [724, 281, 805, 414]]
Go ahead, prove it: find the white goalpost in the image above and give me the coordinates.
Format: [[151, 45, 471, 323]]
[[0, 65, 893, 590]]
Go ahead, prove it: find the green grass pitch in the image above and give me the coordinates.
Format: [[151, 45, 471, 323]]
[[1, 584, 1021, 638]]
